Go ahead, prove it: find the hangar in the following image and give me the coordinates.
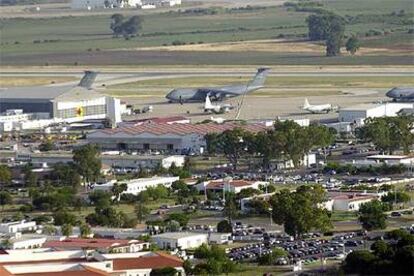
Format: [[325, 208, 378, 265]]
[[0, 73, 121, 125]]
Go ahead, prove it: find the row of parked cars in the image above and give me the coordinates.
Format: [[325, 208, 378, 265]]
[[227, 231, 366, 264]]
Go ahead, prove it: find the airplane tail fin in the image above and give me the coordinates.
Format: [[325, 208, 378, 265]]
[[204, 95, 214, 109], [303, 98, 311, 109], [248, 67, 270, 89], [78, 71, 98, 89]]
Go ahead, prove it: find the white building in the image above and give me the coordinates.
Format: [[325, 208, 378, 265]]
[[153, 232, 208, 250], [208, 232, 232, 245], [339, 102, 413, 123], [240, 192, 276, 213], [93, 176, 179, 196], [332, 194, 376, 211], [0, 250, 184, 276], [366, 155, 414, 165], [7, 233, 47, 250], [0, 220, 37, 234], [269, 153, 316, 170]]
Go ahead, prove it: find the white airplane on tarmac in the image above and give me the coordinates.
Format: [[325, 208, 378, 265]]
[[302, 98, 338, 114], [204, 95, 234, 114]]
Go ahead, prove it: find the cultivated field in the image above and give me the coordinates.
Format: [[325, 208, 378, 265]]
[[0, 0, 412, 66]]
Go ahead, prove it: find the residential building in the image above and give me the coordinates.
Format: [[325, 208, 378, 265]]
[[153, 232, 208, 250]]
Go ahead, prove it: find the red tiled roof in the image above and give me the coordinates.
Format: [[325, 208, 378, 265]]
[[96, 122, 268, 137], [112, 253, 183, 271], [0, 258, 86, 265], [206, 180, 254, 189], [43, 238, 143, 250], [16, 270, 107, 276]]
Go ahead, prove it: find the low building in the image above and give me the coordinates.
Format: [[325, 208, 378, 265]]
[[339, 102, 413, 123], [0, 250, 184, 276], [43, 237, 149, 253], [153, 232, 208, 250], [93, 176, 179, 196], [208, 232, 232, 245], [332, 194, 376, 211], [269, 153, 316, 170], [196, 179, 268, 194], [87, 121, 268, 154], [4, 233, 47, 250], [0, 221, 37, 234], [366, 155, 414, 165]]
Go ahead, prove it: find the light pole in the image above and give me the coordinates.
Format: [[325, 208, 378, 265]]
[[268, 207, 273, 226]]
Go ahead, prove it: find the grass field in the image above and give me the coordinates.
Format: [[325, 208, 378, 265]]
[[0, 0, 412, 65]]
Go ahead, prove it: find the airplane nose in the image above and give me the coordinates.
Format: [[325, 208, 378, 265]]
[[166, 90, 176, 100]]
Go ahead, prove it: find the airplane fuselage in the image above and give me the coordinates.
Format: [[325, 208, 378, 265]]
[[386, 87, 414, 102], [166, 85, 263, 103]]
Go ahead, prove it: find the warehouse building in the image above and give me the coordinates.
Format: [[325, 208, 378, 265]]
[[87, 122, 268, 154], [338, 102, 412, 123]]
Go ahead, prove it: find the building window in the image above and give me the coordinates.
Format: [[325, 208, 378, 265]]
[[167, 144, 174, 150], [144, 144, 150, 150]]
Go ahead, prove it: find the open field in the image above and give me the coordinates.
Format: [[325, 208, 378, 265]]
[[0, 0, 412, 65]]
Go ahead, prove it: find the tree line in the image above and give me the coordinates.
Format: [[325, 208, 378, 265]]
[[205, 120, 335, 171], [110, 14, 143, 39]]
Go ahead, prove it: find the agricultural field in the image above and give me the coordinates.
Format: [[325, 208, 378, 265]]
[[0, 0, 413, 65]]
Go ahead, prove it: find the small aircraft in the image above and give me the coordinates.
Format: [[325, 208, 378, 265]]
[[302, 98, 338, 114], [203, 95, 234, 114], [210, 117, 225, 124]]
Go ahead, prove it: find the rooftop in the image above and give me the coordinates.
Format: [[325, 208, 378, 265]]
[[89, 122, 268, 137], [206, 180, 256, 189], [153, 232, 207, 239], [43, 238, 144, 250], [367, 154, 412, 160], [112, 252, 183, 271], [0, 86, 103, 101]]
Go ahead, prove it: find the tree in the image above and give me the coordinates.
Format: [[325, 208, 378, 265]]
[[39, 140, 54, 152], [42, 224, 57, 235], [217, 220, 232, 233], [61, 223, 73, 236], [53, 210, 77, 226], [325, 15, 345, 56], [135, 202, 150, 224], [0, 165, 12, 185], [52, 163, 81, 189], [167, 213, 189, 227], [24, 166, 38, 187], [343, 250, 377, 274], [0, 191, 12, 210], [358, 200, 388, 231], [73, 144, 102, 188], [88, 190, 112, 209], [257, 247, 287, 265], [371, 240, 394, 259], [270, 185, 331, 238], [346, 36, 360, 55], [111, 183, 127, 202], [150, 267, 177, 276], [357, 116, 414, 154], [306, 14, 331, 41], [110, 14, 124, 37], [207, 128, 252, 170], [80, 223, 92, 238], [223, 192, 238, 223], [381, 191, 411, 204]]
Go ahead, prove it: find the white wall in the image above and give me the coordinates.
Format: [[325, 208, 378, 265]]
[[154, 234, 208, 249]]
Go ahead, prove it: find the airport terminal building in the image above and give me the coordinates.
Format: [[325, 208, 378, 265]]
[[0, 85, 121, 125]]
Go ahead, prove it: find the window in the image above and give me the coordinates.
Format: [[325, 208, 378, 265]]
[[167, 144, 174, 150], [144, 144, 150, 150]]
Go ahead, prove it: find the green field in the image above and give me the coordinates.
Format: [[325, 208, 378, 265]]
[[0, 0, 413, 65]]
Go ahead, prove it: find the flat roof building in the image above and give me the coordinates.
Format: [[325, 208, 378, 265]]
[[339, 102, 413, 123], [153, 232, 208, 250]]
